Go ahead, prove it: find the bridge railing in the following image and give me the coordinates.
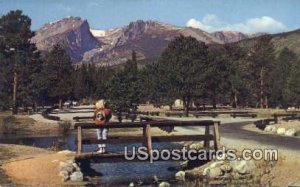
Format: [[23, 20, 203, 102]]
[[74, 120, 221, 160]]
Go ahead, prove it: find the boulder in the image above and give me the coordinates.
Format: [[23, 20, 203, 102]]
[[209, 161, 224, 168], [63, 165, 75, 174], [232, 172, 241, 180], [264, 125, 277, 133], [230, 160, 256, 175], [203, 167, 223, 178], [64, 159, 74, 164], [188, 142, 203, 150], [72, 163, 81, 172], [59, 161, 69, 170], [175, 171, 185, 181], [277, 128, 286, 135], [220, 164, 232, 172], [158, 181, 170, 187], [209, 167, 223, 178], [203, 167, 209, 176], [59, 170, 69, 181], [70, 171, 84, 182], [285, 128, 296, 136], [264, 125, 272, 132], [271, 126, 278, 133], [128, 182, 135, 187], [215, 153, 227, 160]]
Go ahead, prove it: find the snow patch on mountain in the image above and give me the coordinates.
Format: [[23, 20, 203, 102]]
[[90, 29, 106, 37]]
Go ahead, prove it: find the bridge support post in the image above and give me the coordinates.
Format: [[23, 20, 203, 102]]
[[143, 124, 152, 154], [204, 125, 210, 149], [77, 126, 82, 154], [213, 122, 220, 151], [274, 114, 278, 123]]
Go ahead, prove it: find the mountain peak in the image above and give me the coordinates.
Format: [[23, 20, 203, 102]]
[[37, 17, 87, 35], [32, 17, 101, 63]]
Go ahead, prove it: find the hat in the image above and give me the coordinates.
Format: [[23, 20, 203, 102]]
[[95, 99, 106, 109]]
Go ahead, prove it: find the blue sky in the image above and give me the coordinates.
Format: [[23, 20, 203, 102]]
[[0, 0, 300, 33]]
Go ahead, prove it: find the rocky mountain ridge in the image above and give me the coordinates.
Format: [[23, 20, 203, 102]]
[[32, 17, 297, 66], [212, 31, 267, 43]]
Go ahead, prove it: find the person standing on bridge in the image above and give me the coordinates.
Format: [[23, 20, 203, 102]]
[[94, 99, 112, 153]]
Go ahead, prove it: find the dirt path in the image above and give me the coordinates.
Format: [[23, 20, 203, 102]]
[[0, 144, 75, 186]]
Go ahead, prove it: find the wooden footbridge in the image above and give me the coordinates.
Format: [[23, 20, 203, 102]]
[[74, 119, 221, 163]]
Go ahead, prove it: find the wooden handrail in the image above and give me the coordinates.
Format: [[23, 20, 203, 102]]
[[272, 113, 298, 123], [74, 120, 216, 129], [75, 120, 221, 161]]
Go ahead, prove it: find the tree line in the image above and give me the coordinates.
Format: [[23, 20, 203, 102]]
[[1, 10, 300, 115]]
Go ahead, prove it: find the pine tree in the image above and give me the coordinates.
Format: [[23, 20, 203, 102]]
[[108, 51, 142, 114], [42, 44, 73, 108], [270, 47, 297, 108], [247, 35, 275, 108], [225, 43, 253, 108], [205, 45, 230, 109], [284, 58, 300, 107], [154, 35, 209, 116], [0, 10, 41, 113]]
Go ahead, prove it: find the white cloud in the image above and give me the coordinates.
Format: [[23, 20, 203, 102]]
[[186, 14, 287, 34], [186, 18, 213, 31]]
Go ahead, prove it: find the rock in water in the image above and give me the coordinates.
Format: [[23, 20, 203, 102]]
[[277, 128, 286, 135], [70, 171, 84, 182], [230, 160, 256, 174], [159, 181, 171, 187], [285, 128, 296, 136], [175, 171, 185, 181]]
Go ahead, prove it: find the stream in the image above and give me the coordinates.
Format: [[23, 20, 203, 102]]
[[0, 133, 201, 186]]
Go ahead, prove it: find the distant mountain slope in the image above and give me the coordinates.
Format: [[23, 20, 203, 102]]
[[85, 20, 224, 65], [212, 31, 268, 43], [212, 31, 250, 43], [237, 29, 300, 57], [271, 29, 300, 56], [31, 17, 101, 63]]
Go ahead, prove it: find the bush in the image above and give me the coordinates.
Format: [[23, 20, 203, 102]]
[[58, 120, 72, 135]]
